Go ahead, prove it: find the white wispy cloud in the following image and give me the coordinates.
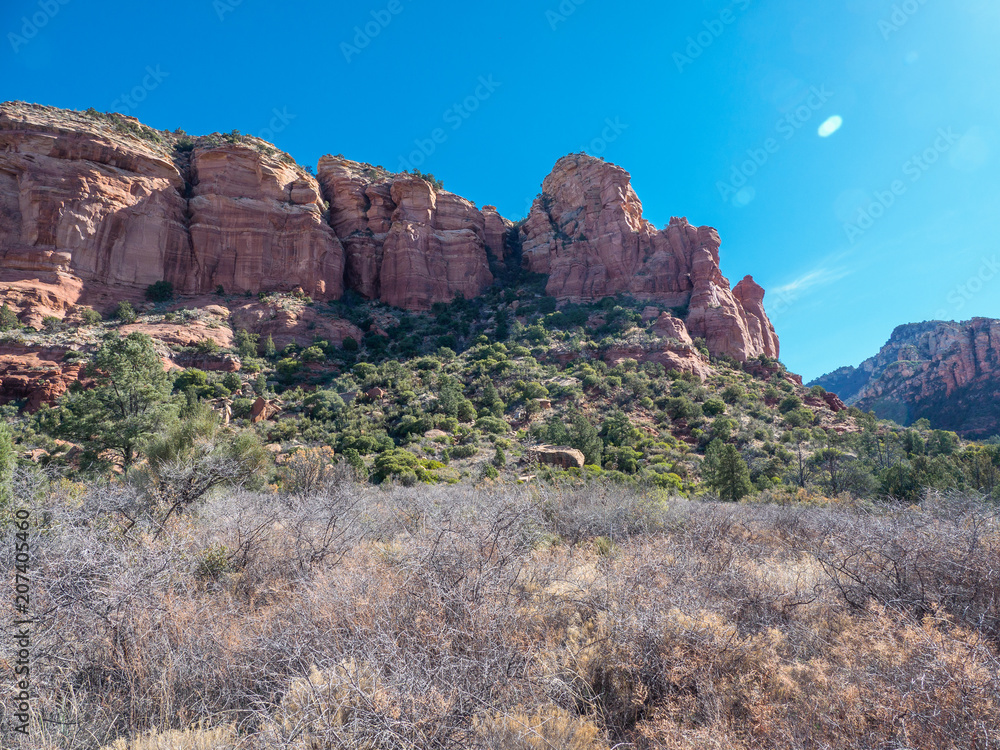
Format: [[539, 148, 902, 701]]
[[772, 267, 851, 297]]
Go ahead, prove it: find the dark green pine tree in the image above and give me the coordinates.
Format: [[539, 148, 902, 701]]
[[703, 439, 753, 502]]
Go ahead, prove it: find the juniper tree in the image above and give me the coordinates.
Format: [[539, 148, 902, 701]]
[[43, 332, 174, 470]]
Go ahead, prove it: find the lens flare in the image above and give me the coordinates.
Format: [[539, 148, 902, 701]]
[[818, 115, 843, 138]]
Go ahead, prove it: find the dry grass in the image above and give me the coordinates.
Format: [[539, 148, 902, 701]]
[[3, 481, 999, 749]]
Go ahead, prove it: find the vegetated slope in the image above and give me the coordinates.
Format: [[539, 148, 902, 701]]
[[811, 318, 1000, 438], [4, 102, 999, 503]]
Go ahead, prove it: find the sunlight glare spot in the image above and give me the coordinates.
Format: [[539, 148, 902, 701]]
[[818, 115, 843, 138]]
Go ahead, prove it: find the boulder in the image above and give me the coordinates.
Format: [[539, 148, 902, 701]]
[[530, 445, 586, 470]]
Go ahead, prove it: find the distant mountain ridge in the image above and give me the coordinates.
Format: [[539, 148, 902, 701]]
[[811, 318, 1000, 438]]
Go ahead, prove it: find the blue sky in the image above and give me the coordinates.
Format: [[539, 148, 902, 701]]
[[3, 0, 999, 380]]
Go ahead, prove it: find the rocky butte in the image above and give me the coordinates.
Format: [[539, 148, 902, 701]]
[[0, 102, 780, 406], [811, 318, 1000, 438]]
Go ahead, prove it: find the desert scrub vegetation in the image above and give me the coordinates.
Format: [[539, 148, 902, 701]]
[[2, 477, 999, 750]]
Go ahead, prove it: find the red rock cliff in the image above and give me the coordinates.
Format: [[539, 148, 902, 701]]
[[813, 318, 1000, 438], [1, 105, 778, 367], [520, 154, 779, 361], [0, 102, 343, 310], [315, 157, 496, 310]]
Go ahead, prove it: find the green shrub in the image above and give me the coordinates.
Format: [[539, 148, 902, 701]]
[[702, 398, 726, 416], [779, 395, 803, 413], [174, 368, 209, 391], [300, 345, 326, 363], [475, 416, 509, 435], [0, 303, 20, 331], [80, 307, 103, 326], [232, 397, 255, 419], [195, 339, 219, 355], [221, 372, 241, 392], [721, 384, 746, 404], [261, 334, 277, 359], [519, 381, 549, 400], [303, 390, 345, 421], [340, 448, 367, 478], [702, 439, 752, 501], [115, 301, 137, 323], [145, 280, 174, 302], [353, 362, 378, 382], [664, 396, 702, 421], [276, 358, 302, 379], [371, 449, 434, 484], [0, 423, 14, 507], [234, 329, 259, 359], [451, 444, 478, 459], [783, 407, 816, 428]]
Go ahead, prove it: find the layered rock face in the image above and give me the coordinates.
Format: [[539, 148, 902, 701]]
[[0, 104, 191, 308], [1, 105, 778, 367], [316, 157, 497, 310], [0, 104, 344, 308], [520, 154, 778, 361], [811, 319, 1000, 437], [185, 146, 344, 299]]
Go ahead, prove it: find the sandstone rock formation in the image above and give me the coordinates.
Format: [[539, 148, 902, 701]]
[[519, 154, 779, 361], [0, 102, 343, 314], [185, 145, 344, 299], [811, 319, 1000, 437], [316, 157, 495, 310], [0, 104, 189, 311], [228, 299, 363, 351], [0, 344, 84, 411], [530, 445, 586, 470], [1, 104, 779, 371]]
